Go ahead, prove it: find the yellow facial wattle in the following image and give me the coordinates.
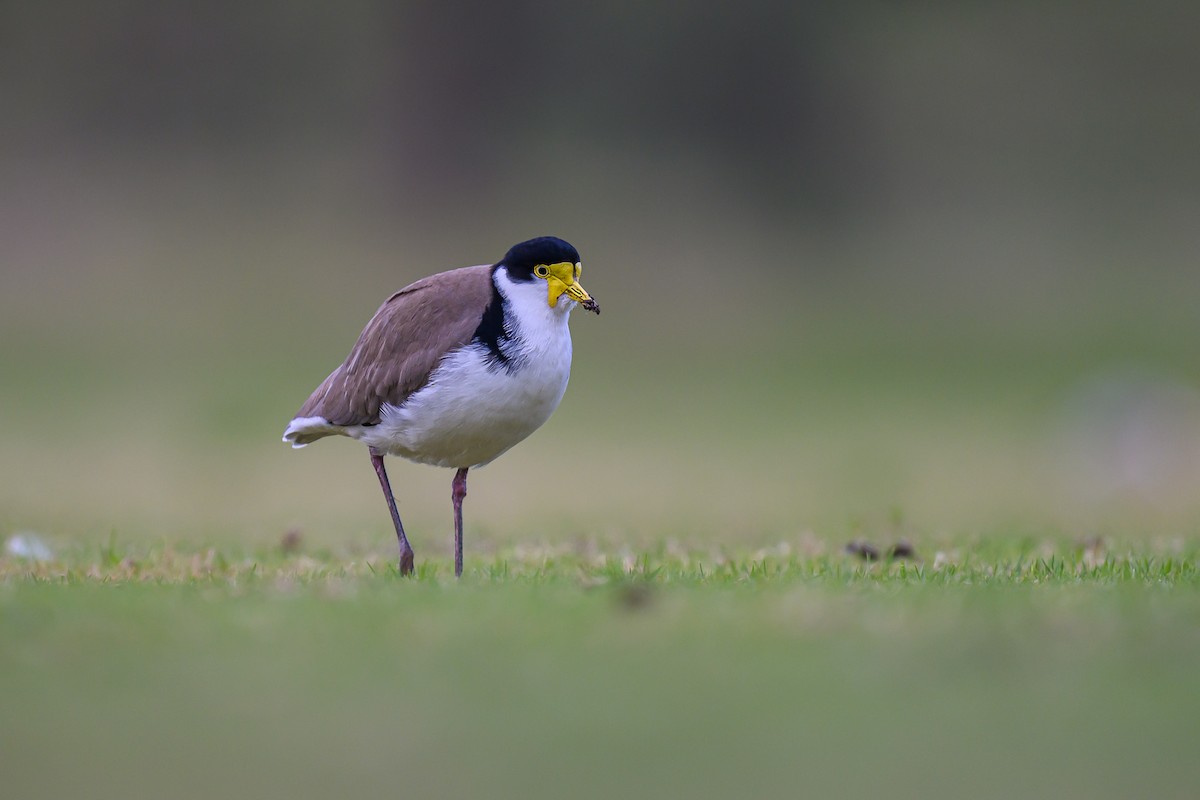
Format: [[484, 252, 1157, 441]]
[[542, 261, 593, 308]]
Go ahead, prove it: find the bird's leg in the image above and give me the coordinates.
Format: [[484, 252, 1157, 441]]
[[452, 467, 469, 578], [370, 447, 415, 576]]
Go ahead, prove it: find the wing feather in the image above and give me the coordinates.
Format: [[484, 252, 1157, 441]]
[[295, 264, 494, 427]]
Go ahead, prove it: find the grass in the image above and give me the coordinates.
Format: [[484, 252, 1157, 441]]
[[3, 534, 1199, 586], [3, 537, 1199, 800]]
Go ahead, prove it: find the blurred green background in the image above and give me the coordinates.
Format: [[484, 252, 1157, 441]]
[[4, 6, 1200, 800], [2, 0, 1199, 549]]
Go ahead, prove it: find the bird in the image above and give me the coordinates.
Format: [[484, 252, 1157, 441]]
[[282, 236, 599, 577]]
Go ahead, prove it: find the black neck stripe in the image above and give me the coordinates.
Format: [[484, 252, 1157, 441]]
[[471, 271, 512, 368]]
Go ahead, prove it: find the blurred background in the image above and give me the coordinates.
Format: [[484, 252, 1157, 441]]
[[3, 0, 1199, 552]]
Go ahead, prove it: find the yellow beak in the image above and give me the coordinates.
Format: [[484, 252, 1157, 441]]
[[545, 261, 593, 308]]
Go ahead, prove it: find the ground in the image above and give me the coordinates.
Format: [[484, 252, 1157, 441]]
[[3, 538, 1198, 800]]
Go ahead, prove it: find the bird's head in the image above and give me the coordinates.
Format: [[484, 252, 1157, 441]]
[[498, 236, 600, 314]]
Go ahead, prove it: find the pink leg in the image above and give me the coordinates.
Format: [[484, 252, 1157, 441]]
[[452, 467, 469, 578], [370, 447, 415, 576]]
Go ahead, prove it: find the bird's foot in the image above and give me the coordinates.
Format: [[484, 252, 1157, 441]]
[[399, 549, 415, 576]]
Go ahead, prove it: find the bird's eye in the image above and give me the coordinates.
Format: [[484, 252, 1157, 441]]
[[534, 265, 549, 278]]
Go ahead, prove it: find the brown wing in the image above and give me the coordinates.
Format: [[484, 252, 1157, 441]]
[[295, 264, 494, 426]]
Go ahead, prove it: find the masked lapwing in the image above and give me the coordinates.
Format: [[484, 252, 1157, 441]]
[[283, 236, 599, 577]]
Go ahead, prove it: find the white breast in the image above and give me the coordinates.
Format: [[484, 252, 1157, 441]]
[[347, 267, 576, 468]]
